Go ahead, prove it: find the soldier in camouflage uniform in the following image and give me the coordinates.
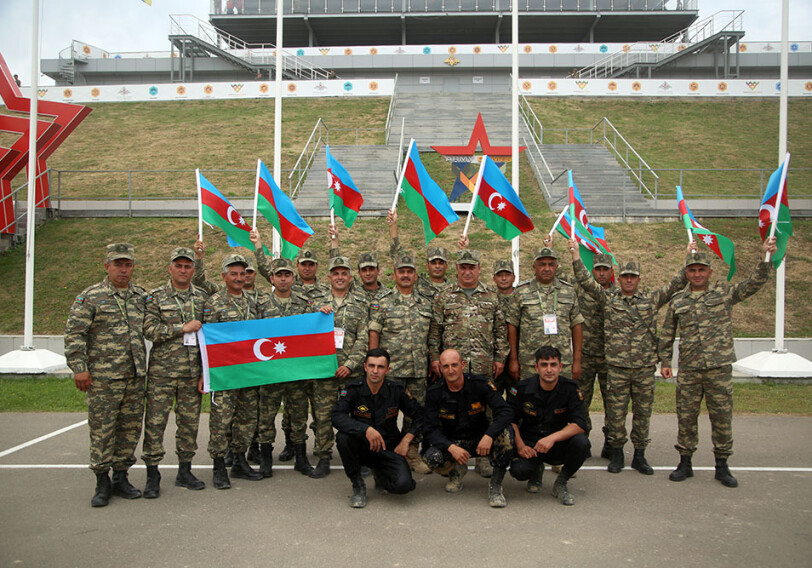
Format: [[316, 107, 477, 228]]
[[569, 238, 689, 475], [387, 209, 451, 303], [65, 243, 147, 508], [660, 238, 776, 488], [307, 256, 370, 478], [368, 251, 433, 474], [491, 259, 517, 397], [572, 252, 616, 459], [507, 245, 584, 382], [203, 254, 263, 489], [141, 247, 208, 499]]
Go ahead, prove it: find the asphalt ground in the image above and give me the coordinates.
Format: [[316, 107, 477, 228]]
[[0, 412, 810, 568]]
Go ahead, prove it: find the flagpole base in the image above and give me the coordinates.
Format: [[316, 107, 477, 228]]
[[0, 349, 68, 374], [733, 350, 812, 378]]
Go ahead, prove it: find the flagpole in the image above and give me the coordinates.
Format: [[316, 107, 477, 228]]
[[196, 168, 203, 240], [271, 0, 284, 258], [775, 0, 790, 352], [510, 0, 520, 281], [252, 158, 260, 229], [462, 155, 486, 238], [568, 170, 576, 240], [548, 205, 567, 238], [391, 138, 414, 212], [765, 153, 790, 263]]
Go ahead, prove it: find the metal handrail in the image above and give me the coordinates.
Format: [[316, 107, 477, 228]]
[[384, 73, 399, 144], [590, 117, 658, 199], [1, 170, 52, 235], [521, 134, 551, 202], [288, 118, 328, 198], [518, 95, 553, 180]]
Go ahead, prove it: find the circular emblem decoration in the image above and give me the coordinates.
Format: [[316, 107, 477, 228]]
[[343, 81, 353, 92], [102, 53, 108, 59], [90, 88, 100, 98], [204, 84, 214, 95], [83, 45, 91, 55], [297, 49, 305, 56], [369, 47, 378, 55], [288, 83, 297, 93], [688, 82, 699, 92], [176, 86, 186, 95], [791, 43, 799, 52], [522, 81, 532, 91], [739, 44, 748, 52], [718, 81, 728, 92], [473, 46, 482, 54], [622, 44, 631, 53], [114, 54, 122, 59], [805, 81, 812, 92], [600, 44, 608, 53], [547, 81, 557, 91], [632, 81, 641, 92], [259, 83, 269, 93], [369, 81, 378, 91], [448, 46, 457, 54], [63, 88, 72, 98], [149, 86, 158, 96], [423, 47, 431, 55], [548, 45, 557, 54], [524, 45, 533, 54], [776, 81, 781, 92], [344, 48, 353, 56], [608, 81, 617, 91], [678, 44, 686, 51]]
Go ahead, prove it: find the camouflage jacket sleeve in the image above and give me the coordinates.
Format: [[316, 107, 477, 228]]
[[193, 259, 220, 296], [339, 300, 370, 373], [730, 261, 772, 305], [143, 287, 184, 344], [329, 245, 340, 259], [64, 285, 97, 374], [399, 386, 425, 437], [649, 267, 689, 310], [428, 293, 445, 362], [389, 236, 405, 258], [572, 259, 606, 305], [658, 299, 679, 367], [254, 247, 273, 285], [492, 297, 510, 362]]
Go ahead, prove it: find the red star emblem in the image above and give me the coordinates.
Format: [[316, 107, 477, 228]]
[[431, 113, 526, 158], [0, 53, 91, 234]]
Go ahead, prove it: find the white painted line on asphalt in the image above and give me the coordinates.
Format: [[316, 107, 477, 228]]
[[0, 419, 88, 459]]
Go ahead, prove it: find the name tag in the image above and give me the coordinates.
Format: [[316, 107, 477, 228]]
[[183, 332, 197, 346], [543, 314, 558, 335], [334, 327, 345, 349]]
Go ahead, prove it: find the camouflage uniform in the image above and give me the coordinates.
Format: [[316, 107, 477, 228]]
[[65, 249, 147, 474], [203, 285, 259, 459], [428, 254, 509, 381], [660, 256, 772, 459], [491, 259, 518, 396], [142, 275, 208, 465], [390, 237, 451, 303], [574, 258, 686, 450]]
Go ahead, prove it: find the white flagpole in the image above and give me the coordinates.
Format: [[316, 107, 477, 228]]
[[252, 158, 260, 229], [774, 0, 790, 352], [391, 138, 415, 212], [510, 0, 520, 281], [196, 168, 203, 239], [272, 0, 284, 258], [765, 153, 790, 262], [548, 205, 568, 238], [463, 155, 487, 238]]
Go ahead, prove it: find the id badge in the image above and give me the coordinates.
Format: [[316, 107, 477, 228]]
[[334, 327, 345, 349], [543, 314, 558, 335], [183, 332, 197, 346]]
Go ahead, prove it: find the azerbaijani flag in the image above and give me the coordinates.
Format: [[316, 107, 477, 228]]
[[199, 312, 338, 392], [326, 145, 364, 228], [197, 170, 267, 253], [398, 140, 460, 244], [256, 159, 314, 260], [759, 153, 793, 269], [677, 186, 736, 280], [471, 155, 534, 240], [557, 210, 616, 272]]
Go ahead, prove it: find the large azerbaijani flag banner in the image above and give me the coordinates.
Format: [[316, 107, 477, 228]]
[[199, 312, 338, 392], [326, 145, 364, 228], [197, 170, 268, 254], [471, 155, 534, 240], [399, 140, 460, 244], [759, 153, 793, 269], [677, 186, 736, 280], [256, 159, 314, 260]]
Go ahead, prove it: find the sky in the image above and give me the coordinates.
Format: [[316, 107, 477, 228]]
[[0, 0, 810, 86]]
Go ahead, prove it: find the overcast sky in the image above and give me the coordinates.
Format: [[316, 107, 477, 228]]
[[0, 0, 810, 86]]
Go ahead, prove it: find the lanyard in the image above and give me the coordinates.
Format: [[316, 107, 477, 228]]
[[536, 284, 558, 314], [113, 293, 128, 319], [333, 296, 347, 328], [230, 296, 250, 321], [174, 294, 195, 323]]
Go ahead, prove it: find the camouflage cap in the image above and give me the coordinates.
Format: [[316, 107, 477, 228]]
[[270, 257, 296, 274], [297, 249, 318, 264], [106, 243, 134, 262], [685, 251, 712, 267], [619, 260, 641, 276], [221, 253, 248, 273], [357, 252, 378, 269], [394, 253, 417, 270], [534, 247, 558, 261], [328, 256, 352, 271], [492, 259, 514, 275], [427, 246, 449, 262], [169, 247, 194, 262], [592, 253, 613, 269], [456, 249, 481, 265]]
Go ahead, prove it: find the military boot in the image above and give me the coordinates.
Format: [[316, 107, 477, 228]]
[[349, 476, 366, 508], [631, 449, 654, 475], [212, 457, 231, 490], [475, 456, 493, 478], [527, 462, 544, 494], [552, 470, 575, 506], [669, 455, 693, 482], [600, 440, 612, 460], [278, 430, 294, 462], [224, 449, 234, 467], [91, 472, 112, 508], [714, 458, 738, 488], [231, 452, 263, 481], [405, 444, 432, 474], [293, 443, 314, 476], [373, 468, 389, 495], [445, 464, 467, 493], [488, 467, 507, 508], [143, 465, 161, 499], [111, 470, 142, 499], [607, 447, 625, 474], [246, 441, 261, 465], [176, 462, 205, 490], [309, 458, 332, 479], [258, 443, 273, 478]]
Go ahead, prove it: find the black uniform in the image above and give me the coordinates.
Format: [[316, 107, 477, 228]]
[[423, 377, 515, 469], [331, 379, 424, 494], [507, 375, 591, 480]]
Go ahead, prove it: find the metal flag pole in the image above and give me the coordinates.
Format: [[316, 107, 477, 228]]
[[271, 0, 284, 258], [510, 0, 520, 281], [391, 138, 415, 212], [252, 158, 260, 229], [462, 155, 487, 238], [196, 168, 203, 239]]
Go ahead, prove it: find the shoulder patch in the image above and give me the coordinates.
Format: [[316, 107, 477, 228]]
[[145, 295, 153, 302], [370, 303, 380, 311], [488, 382, 497, 391], [577, 389, 584, 401], [509, 387, 518, 396], [405, 388, 413, 399], [339, 389, 348, 398], [74, 296, 85, 304]]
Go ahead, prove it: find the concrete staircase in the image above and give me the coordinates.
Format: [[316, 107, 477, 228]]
[[293, 144, 401, 218]]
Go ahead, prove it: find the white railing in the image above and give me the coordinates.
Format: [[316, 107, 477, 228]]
[[288, 119, 328, 198], [384, 73, 399, 144]]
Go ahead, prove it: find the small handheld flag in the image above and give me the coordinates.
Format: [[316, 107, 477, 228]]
[[759, 153, 793, 268], [326, 145, 364, 228], [468, 155, 534, 241], [677, 186, 736, 280], [255, 159, 314, 260]]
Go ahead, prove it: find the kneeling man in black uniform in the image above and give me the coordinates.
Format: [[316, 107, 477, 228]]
[[508, 346, 590, 506], [332, 348, 424, 508], [423, 349, 515, 508]]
